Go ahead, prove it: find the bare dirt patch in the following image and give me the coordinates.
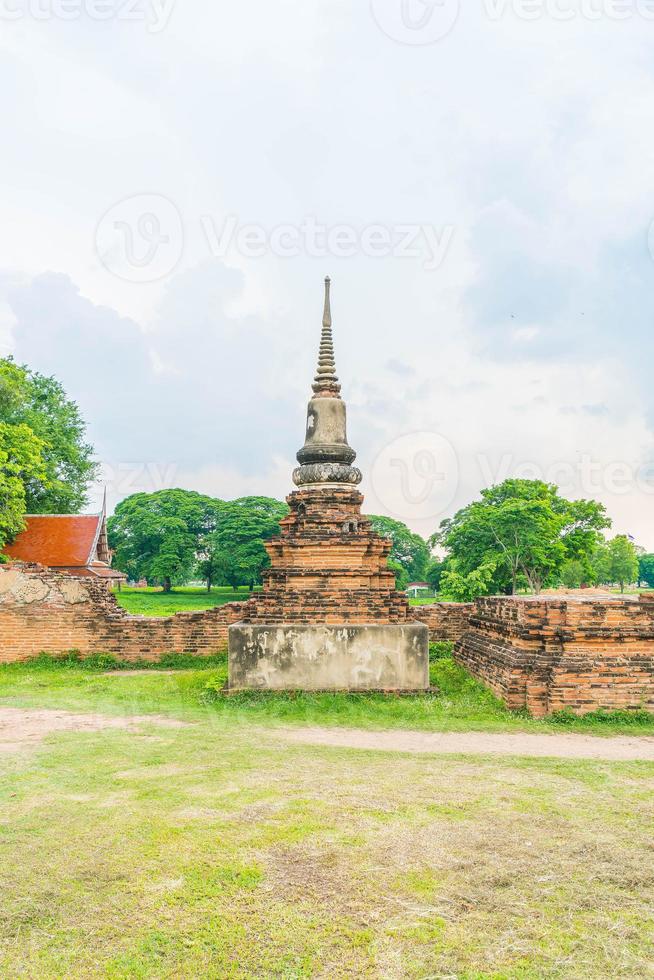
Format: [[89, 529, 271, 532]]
[[280, 726, 654, 760], [0, 706, 187, 753]]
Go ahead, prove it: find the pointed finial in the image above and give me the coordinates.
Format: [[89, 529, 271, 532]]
[[312, 276, 340, 396], [323, 276, 331, 326]]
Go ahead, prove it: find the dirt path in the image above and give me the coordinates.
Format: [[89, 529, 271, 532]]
[[281, 726, 654, 761], [0, 707, 187, 753]]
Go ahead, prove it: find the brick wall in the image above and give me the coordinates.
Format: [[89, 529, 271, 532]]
[[5, 562, 650, 714], [0, 563, 251, 662], [0, 563, 474, 663], [410, 603, 474, 643], [455, 595, 654, 716]]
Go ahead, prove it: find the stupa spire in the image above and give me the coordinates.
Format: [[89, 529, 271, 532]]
[[312, 277, 340, 396], [293, 277, 362, 487]]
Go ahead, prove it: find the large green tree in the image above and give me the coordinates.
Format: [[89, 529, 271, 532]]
[[108, 490, 224, 591], [0, 421, 50, 552], [367, 515, 430, 582], [638, 553, 654, 589], [604, 535, 640, 593], [425, 557, 448, 593], [201, 496, 289, 591], [0, 357, 97, 513], [433, 479, 610, 597]]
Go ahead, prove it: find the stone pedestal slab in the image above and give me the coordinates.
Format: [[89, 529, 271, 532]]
[[228, 622, 429, 691]]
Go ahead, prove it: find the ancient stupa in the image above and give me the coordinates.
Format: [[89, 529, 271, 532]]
[[228, 278, 429, 690]]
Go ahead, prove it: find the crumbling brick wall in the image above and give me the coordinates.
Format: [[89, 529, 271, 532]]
[[455, 595, 654, 716], [410, 603, 474, 643], [0, 562, 473, 662], [0, 563, 251, 662]]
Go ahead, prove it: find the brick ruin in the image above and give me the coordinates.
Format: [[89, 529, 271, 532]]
[[237, 277, 415, 633], [0, 561, 466, 664], [228, 277, 430, 689], [241, 486, 412, 625], [455, 594, 654, 716], [0, 274, 651, 708], [0, 563, 246, 664], [0, 562, 468, 663], [1, 562, 652, 715]]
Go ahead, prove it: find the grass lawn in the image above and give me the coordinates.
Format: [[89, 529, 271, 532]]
[[115, 586, 258, 617], [115, 586, 654, 619], [1, 657, 653, 978]]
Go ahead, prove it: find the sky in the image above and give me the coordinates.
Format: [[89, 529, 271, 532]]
[[1, 0, 653, 547]]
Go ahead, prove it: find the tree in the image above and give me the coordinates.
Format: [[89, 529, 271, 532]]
[[367, 515, 430, 581], [432, 480, 610, 596], [439, 559, 498, 602], [638, 553, 654, 589], [425, 558, 448, 593], [605, 535, 639, 593], [590, 540, 611, 586], [202, 496, 289, 591], [108, 490, 224, 591], [0, 357, 97, 513], [0, 422, 49, 550], [560, 558, 585, 589], [388, 559, 409, 591]]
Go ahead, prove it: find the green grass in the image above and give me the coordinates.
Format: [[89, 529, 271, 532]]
[[2, 645, 652, 737], [115, 586, 258, 616], [0, 662, 653, 978], [117, 586, 654, 619], [124, 587, 439, 616]]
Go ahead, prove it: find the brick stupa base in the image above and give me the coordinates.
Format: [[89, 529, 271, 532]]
[[228, 488, 428, 690]]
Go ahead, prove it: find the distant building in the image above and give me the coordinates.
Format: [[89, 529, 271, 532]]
[[3, 502, 126, 587], [405, 581, 430, 598]]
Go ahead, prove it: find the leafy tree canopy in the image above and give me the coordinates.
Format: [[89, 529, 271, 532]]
[[439, 558, 498, 602], [201, 496, 289, 590], [0, 421, 49, 550], [387, 558, 409, 592], [595, 535, 640, 593], [367, 515, 430, 581], [425, 558, 448, 593], [108, 489, 225, 591], [638, 553, 654, 589], [0, 357, 97, 513], [432, 479, 610, 597]]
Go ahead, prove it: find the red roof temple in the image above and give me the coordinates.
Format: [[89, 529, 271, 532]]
[[3, 509, 126, 584]]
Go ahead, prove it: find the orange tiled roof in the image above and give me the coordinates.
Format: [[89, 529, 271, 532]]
[[4, 515, 102, 567]]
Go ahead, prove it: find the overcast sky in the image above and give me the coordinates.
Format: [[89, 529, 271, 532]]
[[1, 0, 653, 546]]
